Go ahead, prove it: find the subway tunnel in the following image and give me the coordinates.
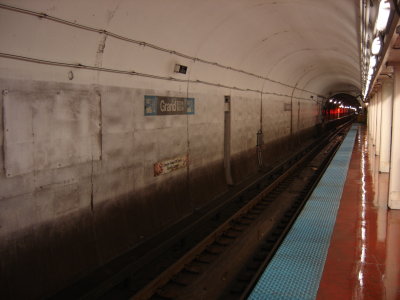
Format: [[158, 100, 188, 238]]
[[0, 0, 399, 299]]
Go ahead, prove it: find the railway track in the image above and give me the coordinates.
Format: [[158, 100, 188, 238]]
[[52, 118, 353, 300]]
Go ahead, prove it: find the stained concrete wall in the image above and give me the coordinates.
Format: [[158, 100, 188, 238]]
[[0, 76, 318, 298], [230, 91, 319, 181], [0, 77, 225, 296]]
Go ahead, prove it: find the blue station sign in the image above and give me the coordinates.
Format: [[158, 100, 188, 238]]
[[144, 95, 195, 116]]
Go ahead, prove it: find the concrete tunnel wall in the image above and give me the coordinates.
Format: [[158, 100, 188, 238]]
[[0, 79, 320, 298], [0, 0, 361, 298]]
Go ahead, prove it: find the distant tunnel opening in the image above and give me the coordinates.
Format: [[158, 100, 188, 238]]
[[323, 93, 361, 120]]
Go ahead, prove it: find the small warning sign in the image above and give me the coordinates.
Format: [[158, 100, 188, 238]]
[[154, 155, 188, 177]]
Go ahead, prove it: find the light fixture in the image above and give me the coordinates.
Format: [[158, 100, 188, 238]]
[[371, 37, 382, 55], [368, 67, 374, 76], [369, 56, 377, 68], [376, 0, 391, 32], [174, 64, 188, 74]]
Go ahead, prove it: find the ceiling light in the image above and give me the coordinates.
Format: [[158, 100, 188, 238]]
[[371, 37, 382, 55], [376, 0, 391, 32], [368, 67, 374, 76], [369, 56, 377, 68]]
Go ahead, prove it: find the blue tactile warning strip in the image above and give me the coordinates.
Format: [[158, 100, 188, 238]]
[[248, 125, 358, 300]]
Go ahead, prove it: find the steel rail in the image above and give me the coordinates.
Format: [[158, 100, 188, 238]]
[[236, 126, 348, 299]]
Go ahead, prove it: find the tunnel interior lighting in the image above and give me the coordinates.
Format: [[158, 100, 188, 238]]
[[368, 67, 374, 76], [369, 56, 377, 68], [371, 37, 382, 55], [376, 0, 391, 32]]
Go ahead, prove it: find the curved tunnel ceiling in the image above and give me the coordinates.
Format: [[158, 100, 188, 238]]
[[0, 0, 361, 99]]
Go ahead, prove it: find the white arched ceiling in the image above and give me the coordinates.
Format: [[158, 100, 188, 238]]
[[0, 0, 361, 98]]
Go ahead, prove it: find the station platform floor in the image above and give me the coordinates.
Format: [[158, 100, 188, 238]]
[[248, 124, 400, 300]]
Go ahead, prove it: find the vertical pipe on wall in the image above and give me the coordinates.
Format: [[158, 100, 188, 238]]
[[224, 95, 234, 186], [389, 67, 400, 209], [297, 100, 300, 131], [289, 83, 299, 145], [379, 79, 393, 173], [257, 92, 264, 169], [290, 94, 293, 138]]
